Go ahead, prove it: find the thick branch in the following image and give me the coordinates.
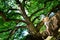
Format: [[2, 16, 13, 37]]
[[16, 0, 37, 34], [20, 4, 30, 23]]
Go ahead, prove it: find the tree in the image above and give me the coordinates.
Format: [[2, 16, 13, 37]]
[[0, 0, 60, 40]]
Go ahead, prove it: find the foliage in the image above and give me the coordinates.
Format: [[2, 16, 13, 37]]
[[0, 0, 60, 40]]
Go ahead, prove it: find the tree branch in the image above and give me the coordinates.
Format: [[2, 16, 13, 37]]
[[17, 1, 30, 23], [30, 8, 45, 19], [0, 29, 11, 33], [16, 0, 38, 35], [6, 19, 28, 24], [0, 26, 26, 33], [6, 26, 26, 40], [32, 16, 39, 23], [0, 11, 28, 24], [6, 8, 20, 13], [6, 8, 23, 16]]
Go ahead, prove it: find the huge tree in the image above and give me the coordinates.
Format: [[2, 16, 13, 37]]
[[0, 0, 60, 40]]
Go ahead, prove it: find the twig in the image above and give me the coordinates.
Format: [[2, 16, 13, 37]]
[[6, 26, 26, 40], [32, 16, 39, 23], [6, 19, 28, 24], [0, 11, 28, 24], [30, 8, 45, 19], [0, 29, 11, 33]]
